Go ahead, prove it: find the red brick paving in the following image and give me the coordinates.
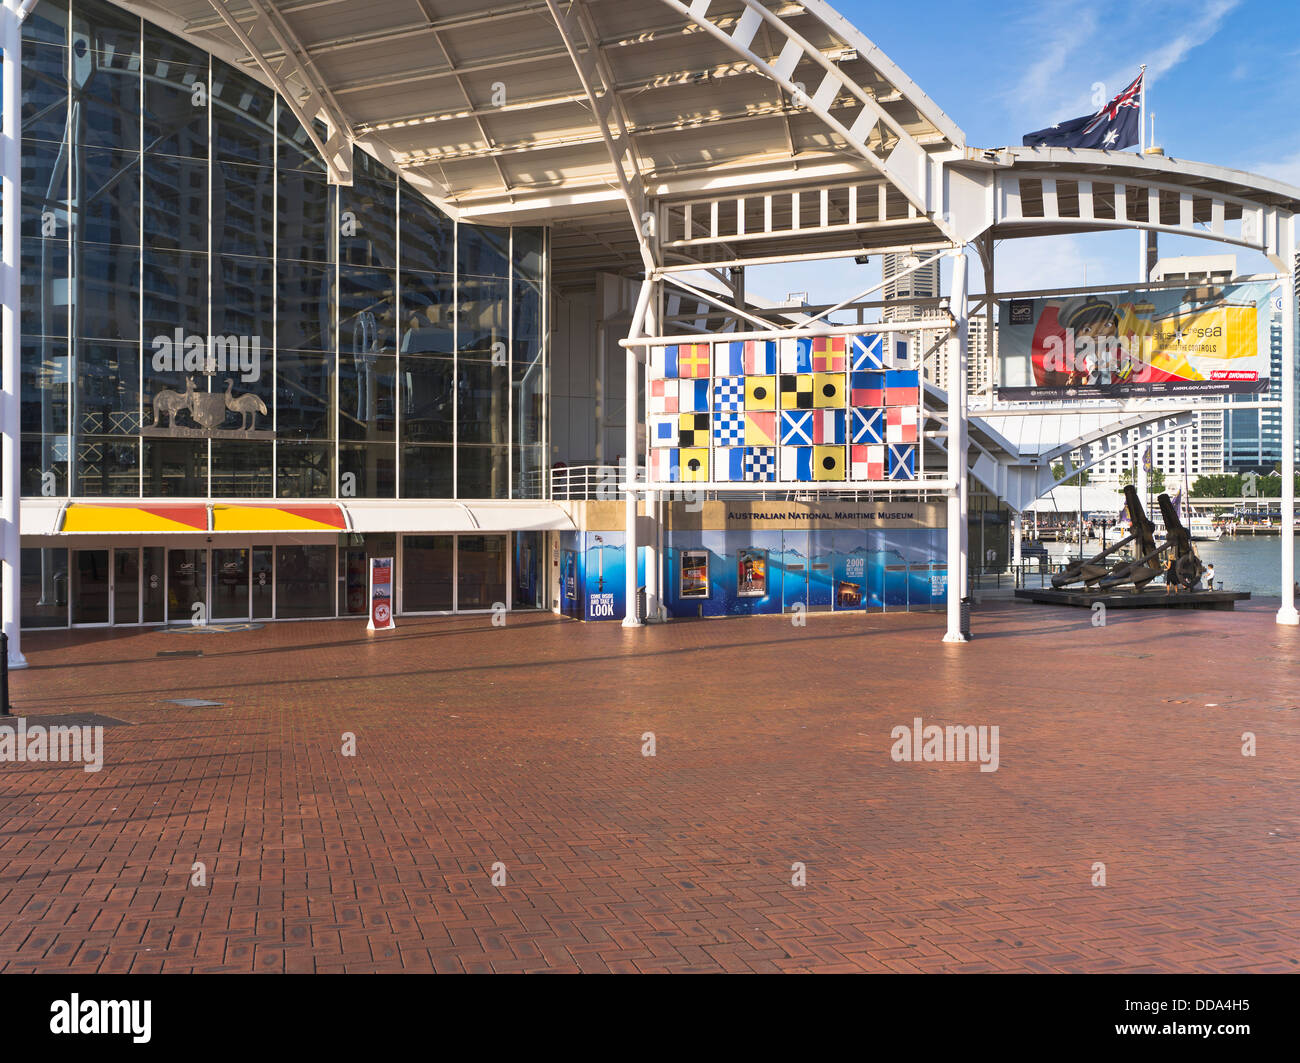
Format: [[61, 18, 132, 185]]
[[1, 600, 1298, 973]]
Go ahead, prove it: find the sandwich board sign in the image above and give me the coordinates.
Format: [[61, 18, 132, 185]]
[[368, 557, 395, 631]]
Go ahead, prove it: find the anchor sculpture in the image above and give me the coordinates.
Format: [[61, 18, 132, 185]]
[[1052, 485, 1202, 592]]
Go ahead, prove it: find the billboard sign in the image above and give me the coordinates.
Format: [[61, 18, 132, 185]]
[[998, 281, 1277, 401]]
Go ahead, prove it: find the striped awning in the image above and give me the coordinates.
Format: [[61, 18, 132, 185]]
[[60, 503, 209, 534], [211, 504, 348, 532], [56, 502, 348, 534]]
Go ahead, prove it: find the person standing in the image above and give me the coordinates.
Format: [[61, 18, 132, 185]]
[[1204, 563, 1216, 591]]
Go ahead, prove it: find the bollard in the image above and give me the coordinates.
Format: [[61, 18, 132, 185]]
[[1, 631, 10, 717], [960, 597, 971, 640]]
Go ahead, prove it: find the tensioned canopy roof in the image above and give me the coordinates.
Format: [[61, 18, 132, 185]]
[[111, 0, 1300, 290]]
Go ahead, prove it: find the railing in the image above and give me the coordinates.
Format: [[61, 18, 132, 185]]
[[549, 464, 949, 503], [971, 559, 1068, 590]]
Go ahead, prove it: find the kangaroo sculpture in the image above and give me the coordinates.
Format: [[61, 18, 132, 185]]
[[152, 377, 196, 427]]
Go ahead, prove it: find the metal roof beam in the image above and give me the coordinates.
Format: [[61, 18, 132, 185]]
[[203, 0, 354, 184], [546, 0, 654, 272]]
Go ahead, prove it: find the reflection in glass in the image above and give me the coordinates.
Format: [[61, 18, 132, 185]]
[[340, 150, 396, 269], [211, 441, 274, 497], [457, 535, 507, 609], [340, 354, 395, 442], [399, 355, 453, 444], [144, 438, 207, 496], [74, 147, 140, 247], [457, 445, 508, 500], [278, 261, 335, 352], [340, 443, 396, 498], [275, 545, 334, 618], [72, 242, 140, 341], [276, 440, 333, 497], [402, 535, 453, 611], [399, 445, 453, 499], [21, 547, 69, 628], [212, 61, 275, 166], [144, 153, 208, 251], [276, 352, 334, 439]]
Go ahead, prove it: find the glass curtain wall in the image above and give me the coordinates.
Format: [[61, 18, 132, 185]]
[[20, 0, 548, 503]]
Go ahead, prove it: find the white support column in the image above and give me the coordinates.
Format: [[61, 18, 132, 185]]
[[1012, 511, 1023, 568], [622, 280, 653, 628], [644, 488, 659, 620], [2, 1, 26, 668], [1278, 226, 1298, 626], [944, 247, 969, 643]]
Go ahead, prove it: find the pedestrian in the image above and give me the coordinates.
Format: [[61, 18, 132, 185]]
[[1164, 556, 1178, 595], [1204, 563, 1216, 591]]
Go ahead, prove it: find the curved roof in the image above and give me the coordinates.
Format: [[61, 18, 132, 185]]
[[114, 0, 1300, 286]]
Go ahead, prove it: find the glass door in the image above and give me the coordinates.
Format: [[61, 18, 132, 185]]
[[211, 548, 250, 620], [251, 547, 273, 619], [113, 548, 140, 625], [71, 549, 110, 626], [167, 549, 207, 625]]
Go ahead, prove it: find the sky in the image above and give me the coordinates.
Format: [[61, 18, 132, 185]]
[[750, 0, 1300, 307]]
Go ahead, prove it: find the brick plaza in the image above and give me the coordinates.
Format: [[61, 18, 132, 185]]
[[1, 601, 1297, 973]]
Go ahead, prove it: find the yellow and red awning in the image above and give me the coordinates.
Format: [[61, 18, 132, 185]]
[[57, 502, 349, 534], [60, 503, 210, 534], [211, 504, 348, 533]]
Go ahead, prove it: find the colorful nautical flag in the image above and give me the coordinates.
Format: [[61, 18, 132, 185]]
[[851, 444, 885, 481], [886, 405, 918, 444], [780, 410, 814, 446], [744, 375, 776, 410], [743, 411, 777, 446]]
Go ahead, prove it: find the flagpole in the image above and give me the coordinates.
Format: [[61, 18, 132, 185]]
[[1138, 64, 1148, 282]]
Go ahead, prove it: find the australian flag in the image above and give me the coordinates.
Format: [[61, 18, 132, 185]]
[[1022, 72, 1142, 150]]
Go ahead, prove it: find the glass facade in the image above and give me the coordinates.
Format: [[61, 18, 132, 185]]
[[20, 0, 547, 503]]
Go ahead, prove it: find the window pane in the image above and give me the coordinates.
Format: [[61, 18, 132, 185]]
[[22, 548, 69, 628], [143, 248, 207, 339], [399, 270, 454, 355], [276, 352, 334, 439], [399, 354, 452, 444], [275, 545, 334, 618], [142, 28, 207, 160], [457, 535, 506, 609], [458, 275, 508, 358], [340, 442, 396, 498], [457, 223, 509, 278], [212, 255, 273, 347], [513, 227, 544, 282], [512, 445, 545, 501], [277, 104, 326, 172], [457, 360, 508, 445], [457, 445, 508, 500], [73, 147, 140, 247], [276, 440, 333, 497], [213, 162, 274, 258], [340, 150, 396, 269], [71, 1, 142, 153], [278, 168, 334, 262], [22, 237, 69, 339], [277, 260, 335, 352], [399, 444, 452, 498], [142, 438, 205, 496], [340, 267, 396, 354], [211, 441, 273, 497], [340, 353, 395, 442], [398, 186, 453, 274], [22, 138, 69, 240], [144, 153, 207, 251], [212, 61, 274, 167], [402, 535, 453, 611], [73, 242, 140, 341]]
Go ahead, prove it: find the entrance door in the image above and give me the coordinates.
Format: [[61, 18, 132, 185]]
[[167, 549, 207, 625], [71, 549, 110, 625], [780, 533, 809, 613], [808, 531, 833, 613], [113, 548, 140, 625], [211, 548, 250, 620]]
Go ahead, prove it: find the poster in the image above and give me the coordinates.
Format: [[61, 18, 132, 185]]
[[737, 549, 767, 597], [680, 550, 710, 599], [367, 556, 395, 630], [998, 280, 1277, 400]]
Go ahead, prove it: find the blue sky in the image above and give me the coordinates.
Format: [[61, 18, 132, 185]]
[[753, 0, 1300, 306]]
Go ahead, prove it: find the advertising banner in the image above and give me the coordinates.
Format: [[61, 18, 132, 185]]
[[998, 280, 1277, 401], [367, 557, 395, 631]]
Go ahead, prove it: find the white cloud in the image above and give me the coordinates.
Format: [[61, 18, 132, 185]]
[[1007, 0, 1242, 127], [1254, 149, 1300, 189]]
